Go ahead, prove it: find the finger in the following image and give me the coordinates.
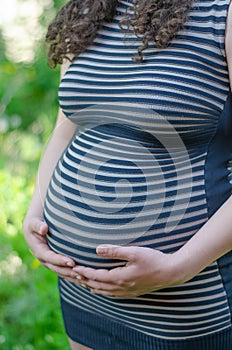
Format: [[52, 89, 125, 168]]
[[37, 243, 75, 267], [64, 277, 79, 284], [29, 218, 48, 236], [45, 263, 77, 277], [73, 267, 113, 283], [91, 288, 140, 298], [90, 289, 130, 298], [57, 275, 81, 284], [26, 227, 76, 268], [96, 244, 139, 261], [85, 279, 125, 292], [58, 275, 88, 286], [73, 266, 129, 284]]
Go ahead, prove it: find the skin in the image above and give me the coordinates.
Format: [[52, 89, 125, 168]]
[[23, 3, 232, 350], [74, 4, 232, 297], [69, 339, 93, 350]]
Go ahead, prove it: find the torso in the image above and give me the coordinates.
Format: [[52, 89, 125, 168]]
[[44, 0, 232, 345]]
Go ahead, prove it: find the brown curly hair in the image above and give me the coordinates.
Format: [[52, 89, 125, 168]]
[[46, 0, 194, 68]]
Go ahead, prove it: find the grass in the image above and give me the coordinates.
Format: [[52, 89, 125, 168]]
[[0, 129, 70, 350]]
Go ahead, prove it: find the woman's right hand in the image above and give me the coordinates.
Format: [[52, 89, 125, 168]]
[[23, 217, 78, 283]]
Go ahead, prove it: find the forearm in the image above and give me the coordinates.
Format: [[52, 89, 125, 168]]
[[26, 112, 76, 218], [173, 195, 232, 283]]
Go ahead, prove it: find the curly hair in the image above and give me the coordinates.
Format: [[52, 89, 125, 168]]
[[46, 0, 194, 68]]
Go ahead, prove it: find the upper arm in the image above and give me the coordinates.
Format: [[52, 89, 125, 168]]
[[54, 58, 76, 139], [226, 1, 232, 90]]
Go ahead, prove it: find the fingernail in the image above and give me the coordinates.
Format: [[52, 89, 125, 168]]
[[97, 247, 108, 255], [65, 260, 74, 267], [97, 244, 119, 254], [76, 275, 82, 281], [38, 224, 46, 235], [97, 245, 111, 255]]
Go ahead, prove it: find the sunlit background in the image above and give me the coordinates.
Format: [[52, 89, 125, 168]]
[[1, 0, 48, 63], [1, 2, 232, 349], [0, 0, 70, 349]]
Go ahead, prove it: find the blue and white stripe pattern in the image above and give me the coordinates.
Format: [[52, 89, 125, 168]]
[[44, 0, 232, 343]]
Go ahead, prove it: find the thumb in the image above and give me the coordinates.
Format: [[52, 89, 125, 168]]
[[96, 244, 138, 261], [29, 217, 48, 236]]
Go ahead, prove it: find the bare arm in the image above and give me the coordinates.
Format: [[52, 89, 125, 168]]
[[26, 61, 76, 217], [71, 7, 232, 296], [171, 1, 232, 282], [26, 109, 76, 218], [23, 60, 79, 279]]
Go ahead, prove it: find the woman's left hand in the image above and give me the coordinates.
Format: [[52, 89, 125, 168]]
[[73, 245, 184, 298]]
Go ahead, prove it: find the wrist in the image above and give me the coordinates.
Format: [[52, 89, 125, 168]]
[[172, 256, 188, 285], [168, 249, 198, 286], [151, 251, 190, 288]]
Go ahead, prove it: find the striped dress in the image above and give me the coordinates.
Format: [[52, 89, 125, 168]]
[[44, 0, 232, 349]]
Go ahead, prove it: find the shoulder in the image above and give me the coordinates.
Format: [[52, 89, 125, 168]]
[[225, 1, 232, 90], [60, 56, 74, 79]]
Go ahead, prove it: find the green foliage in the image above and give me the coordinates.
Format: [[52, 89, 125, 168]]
[[0, 0, 65, 133], [0, 132, 70, 350], [0, 1, 71, 349], [0, 53, 60, 132]]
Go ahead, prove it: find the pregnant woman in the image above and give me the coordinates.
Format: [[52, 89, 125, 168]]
[[24, 0, 232, 349]]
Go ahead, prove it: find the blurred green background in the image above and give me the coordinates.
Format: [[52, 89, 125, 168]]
[[0, 0, 71, 349]]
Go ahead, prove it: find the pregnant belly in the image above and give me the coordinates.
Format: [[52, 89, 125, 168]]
[[44, 129, 205, 268]]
